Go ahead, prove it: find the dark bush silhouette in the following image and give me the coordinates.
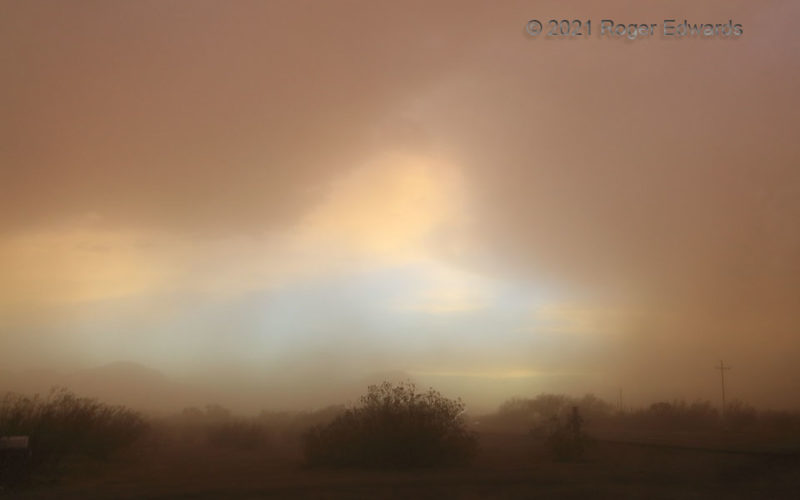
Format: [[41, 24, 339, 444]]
[[302, 381, 476, 468], [487, 393, 613, 432], [0, 388, 147, 485], [615, 400, 721, 431], [153, 404, 346, 457], [540, 406, 588, 461], [759, 410, 800, 433], [724, 400, 758, 430], [206, 420, 267, 450], [162, 404, 267, 450], [257, 405, 345, 435]]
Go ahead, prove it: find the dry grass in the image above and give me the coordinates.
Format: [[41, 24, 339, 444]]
[[0, 388, 146, 487], [4, 389, 800, 498], [5, 430, 799, 499]]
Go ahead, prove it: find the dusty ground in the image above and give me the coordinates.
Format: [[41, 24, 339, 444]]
[[5, 432, 800, 499]]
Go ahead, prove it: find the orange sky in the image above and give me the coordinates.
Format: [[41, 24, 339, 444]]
[[1, 1, 799, 412]]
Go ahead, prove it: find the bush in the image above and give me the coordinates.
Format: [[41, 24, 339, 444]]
[[625, 400, 720, 431], [160, 404, 266, 451], [488, 393, 613, 433], [206, 420, 267, 451], [302, 381, 476, 468], [538, 406, 589, 461], [0, 387, 147, 483], [724, 400, 758, 430]]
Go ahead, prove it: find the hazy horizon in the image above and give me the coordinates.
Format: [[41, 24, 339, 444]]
[[2, 1, 800, 415]]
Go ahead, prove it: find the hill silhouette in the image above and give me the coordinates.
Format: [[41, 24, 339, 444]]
[[0, 362, 193, 414]]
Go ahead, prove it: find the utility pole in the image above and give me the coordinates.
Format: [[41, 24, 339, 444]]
[[715, 360, 731, 416], [618, 388, 623, 413]]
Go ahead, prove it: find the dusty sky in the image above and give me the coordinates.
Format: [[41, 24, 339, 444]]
[[1, 0, 799, 413]]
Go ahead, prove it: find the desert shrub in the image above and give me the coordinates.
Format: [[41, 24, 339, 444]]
[[760, 410, 800, 433], [488, 393, 613, 432], [206, 420, 267, 450], [534, 406, 589, 461], [490, 394, 800, 437], [496, 394, 570, 431], [161, 404, 267, 450], [628, 400, 720, 430], [257, 405, 345, 435], [302, 381, 476, 468], [0, 388, 147, 484], [724, 400, 757, 430], [172, 404, 233, 428], [255, 406, 344, 454]]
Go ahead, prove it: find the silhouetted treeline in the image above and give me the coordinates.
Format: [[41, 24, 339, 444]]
[[148, 383, 479, 468], [481, 393, 800, 434], [0, 388, 146, 486], [617, 399, 800, 432], [6, 384, 800, 489], [481, 393, 614, 432], [146, 403, 346, 456]]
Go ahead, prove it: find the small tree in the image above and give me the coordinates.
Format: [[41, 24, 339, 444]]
[[303, 381, 476, 467], [541, 406, 588, 461], [0, 388, 147, 486]]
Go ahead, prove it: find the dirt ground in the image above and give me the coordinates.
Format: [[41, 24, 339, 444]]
[[5, 432, 800, 499]]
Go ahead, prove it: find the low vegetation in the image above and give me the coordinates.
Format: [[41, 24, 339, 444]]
[[151, 403, 345, 455], [484, 393, 614, 433], [302, 381, 477, 468], [0, 388, 147, 486], [3, 383, 800, 495], [539, 407, 589, 461], [484, 392, 800, 435]]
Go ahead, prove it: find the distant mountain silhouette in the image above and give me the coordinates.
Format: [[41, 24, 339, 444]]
[[0, 364, 426, 415], [68, 362, 178, 409], [0, 362, 194, 414]]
